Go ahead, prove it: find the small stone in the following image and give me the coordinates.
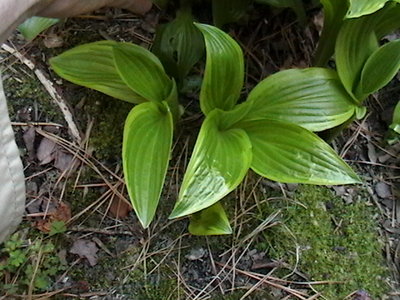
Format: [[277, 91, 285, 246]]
[[186, 247, 206, 261], [375, 182, 392, 199]]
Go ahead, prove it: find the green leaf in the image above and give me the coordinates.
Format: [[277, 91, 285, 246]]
[[195, 23, 244, 115], [245, 68, 356, 132], [113, 44, 172, 102], [123, 101, 173, 228], [313, 0, 348, 66], [189, 202, 232, 235], [346, 0, 399, 18], [212, 0, 251, 27], [152, 9, 204, 81], [50, 41, 146, 103], [255, 0, 306, 25], [358, 39, 400, 95], [170, 110, 252, 219], [239, 119, 361, 185], [390, 101, 400, 134], [18, 17, 59, 40], [336, 4, 400, 101]]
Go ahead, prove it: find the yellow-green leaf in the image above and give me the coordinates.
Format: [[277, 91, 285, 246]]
[[18, 17, 59, 40], [113, 45, 172, 102], [50, 41, 146, 103], [346, 0, 399, 18], [245, 68, 356, 132], [189, 202, 232, 235], [123, 101, 173, 228], [239, 119, 361, 185], [169, 110, 252, 219], [195, 23, 244, 115]]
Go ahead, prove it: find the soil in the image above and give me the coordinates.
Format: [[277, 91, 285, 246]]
[[0, 2, 399, 299]]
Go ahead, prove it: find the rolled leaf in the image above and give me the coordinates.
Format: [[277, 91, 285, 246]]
[[195, 23, 244, 115], [358, 39, 400, 95], [239, 119, 361, 185], [189, 202, 232, 235], [245, 68, 356, 132], [169, 110, 252, 219], [18, 17, 59, 40], [152, 8, 204, 81], [346, 0, 399, 18], [50, 41, 146, 103], [313, 0, 348, 66], [123, 101, 173, 228], [113, 45, 172, 102], [213, 0, 251, 27], [336, 4, 400, 100], [390, 101, 400, 134], [256, 0, 306, 25]]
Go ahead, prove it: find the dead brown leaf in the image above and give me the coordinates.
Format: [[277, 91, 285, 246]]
[[108, 198, 132, 219], [35, 202, 71, 233], [69, 239, 98, 266]]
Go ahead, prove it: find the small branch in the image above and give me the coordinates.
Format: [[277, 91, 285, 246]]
[[2, 43, 82, 144]]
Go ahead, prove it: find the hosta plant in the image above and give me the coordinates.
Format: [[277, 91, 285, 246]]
[[50, 24, 361, 235]]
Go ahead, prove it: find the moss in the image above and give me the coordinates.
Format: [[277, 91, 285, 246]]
[[261, 185, 388, 299]]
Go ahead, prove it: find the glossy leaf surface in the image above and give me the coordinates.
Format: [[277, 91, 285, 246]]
[[359, 39, 400, 95], [347, 0, 399, 18], [152, 9, 204, 81], [195, 23, 244, 115], [245, 68, 356, 132], [189, 202, 232, 235], [50, 41, 146, 103], [239, 120, 361, 185], [123, 101, 173, 228], [18, 17, 59, 40], [170, 110, 252, 218], [113, 45, 172, 102]]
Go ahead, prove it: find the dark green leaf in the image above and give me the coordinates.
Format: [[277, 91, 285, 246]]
[[152, 9, 204, 81], [212, 0, 251, 27], [239, 119, 361, 185], [18, 17, 59, 40], [255, 0, 306, 25], [195, 23, 244, 115], [113, 45, 172, 102], [123, 101, 173, 228], [245, 68, 356, 131], [169, 110, 252, 219], [358, 39, 400, 95], [189, 202, 232, 235], [313, 0, 348, 66], [50, 41, 146, 103]]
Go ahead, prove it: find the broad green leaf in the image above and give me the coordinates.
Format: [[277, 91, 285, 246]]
[[189, 202, 232, 235], [375, 4, 400, 38], [113, 45, 172, 102], [239, 119, 361, 185], [169, 110, 252, 219], [313, 0, 348, 66], [346, 0, 399, 18], [152, 9, 204, 81], [336, 4, 400, 101], [18, 17, 59, 40], [358, 39, 400, 95], [50, 41, 146, 103], [255, 0, 306, 25], [390, 101, 400, 134], [245, 68, 356, 132], [212, 0, 251, 27], [195, 23, 244, 115], [123, 101, 173, 228]]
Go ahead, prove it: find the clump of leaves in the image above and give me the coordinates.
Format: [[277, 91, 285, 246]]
[[0, 233, 65, 294], [50, 23, 361, 235]]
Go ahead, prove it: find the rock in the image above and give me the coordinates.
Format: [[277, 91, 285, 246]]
[[375, 182, 392, 199], [186, 247, 206, 261]]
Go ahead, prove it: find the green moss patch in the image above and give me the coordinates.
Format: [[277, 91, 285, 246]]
[[262, 185, 388, 298]]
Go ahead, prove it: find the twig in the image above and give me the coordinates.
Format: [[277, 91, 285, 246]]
[[1, 43, 81, 143]]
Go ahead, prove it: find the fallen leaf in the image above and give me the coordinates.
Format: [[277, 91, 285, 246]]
[[108, 198, 132, 219], [37, 137, 56, 165], [54, 150, 78, 173], [69, 239, 98, 266], [375, 182, 392, 199], [23, 127, 36, 160], [35, 201, 71, 233]]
